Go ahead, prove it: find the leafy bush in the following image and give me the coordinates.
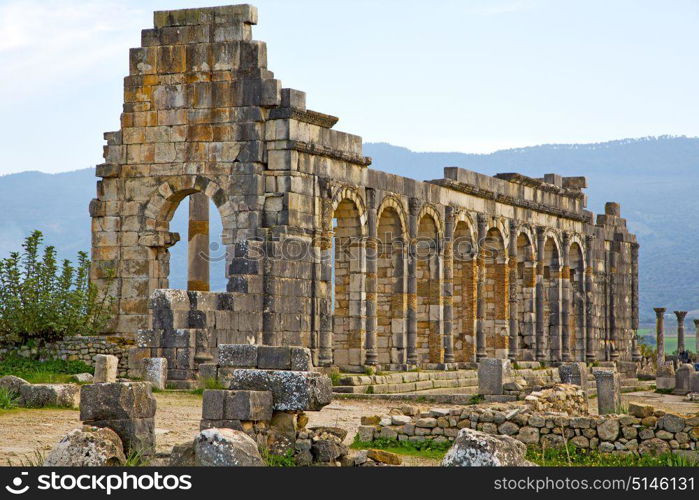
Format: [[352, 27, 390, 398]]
[[262, 449, 296, 467], [0, 231, 113, 351]]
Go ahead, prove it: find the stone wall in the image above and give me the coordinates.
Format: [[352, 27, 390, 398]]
[[358, 389, 698, 455], [0, 337, 132, 377], [90, 4, 641, 372]]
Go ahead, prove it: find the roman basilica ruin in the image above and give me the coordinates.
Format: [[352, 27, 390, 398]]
[[89, 4, 640, 381]]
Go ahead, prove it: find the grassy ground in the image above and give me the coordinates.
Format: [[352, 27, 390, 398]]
[[638, 328, 697, 354], [0, 356, 92, 384], [351, 438, 451, 461], [527, 444, 699, 467]]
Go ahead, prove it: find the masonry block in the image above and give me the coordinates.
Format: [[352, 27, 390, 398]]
[[94, 354, 119, 383], [227, 369, 332, 411], [478, 358, 513, 395], [218, 344, 257, 368]]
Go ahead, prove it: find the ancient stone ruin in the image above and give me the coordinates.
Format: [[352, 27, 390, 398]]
[[89, 4, 640, 386]]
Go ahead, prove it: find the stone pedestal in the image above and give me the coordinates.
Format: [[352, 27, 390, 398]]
[[656, 363, 676, 390], [593, 369, 621, 415], [478, 358, 513, 396], [558, 362, 588, 392], [673, 363, 695, 395], [94, 354, 119, 383], [142, 358, 168, 390]]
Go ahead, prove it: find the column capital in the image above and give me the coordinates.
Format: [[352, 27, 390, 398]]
[[674, 310, 688, 320], [654, 307, 666, 316]]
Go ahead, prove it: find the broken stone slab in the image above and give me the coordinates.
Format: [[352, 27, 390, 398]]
[[226, 369, 332, 411], [558, 362, 588, 392], [20, 384, 80, 408], [366, 449, 402, 465], [478, 358, 513, 395], [43, 427, 126, 466], [169, 441, 195, 466], [94, 354, 119, 383], [80, 382, 157, 421], [218, 344, 258, 368], [70, 373, 94, 384], [441, 428, 537, 466], [290, 347, 313, 371], [142, 358, 168, 390], [194, 428, 265, 466], [593, 369, 621, 415], [0, 375, 30, 395], [86, 418, 155, 456], [628, 402, 654, 418], [257, 346, 292, 370], [673, 363, 696, 395], [202, 389, 273, 421]]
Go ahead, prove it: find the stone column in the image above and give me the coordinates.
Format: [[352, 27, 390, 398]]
[[318, 197, 334, 367], [187, 192, 210, 291], [364, 189, 378, 366], [476, 215, 488, 360], [674, 310, 687, 354], [561, 233, 572, 362], [443, 207, 455, 363], [695, 319, 699, 357], [535, 227, 546, 361], [654, 307, 666, 371], [407, 198, 420, 365], [508, 221, 519, 361], [585, 235, 596, 362], [631, 243, 642, 361], [608, 250, 619, 361]]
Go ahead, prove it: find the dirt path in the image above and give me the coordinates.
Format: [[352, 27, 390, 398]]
[[1, 390, 693, 466]]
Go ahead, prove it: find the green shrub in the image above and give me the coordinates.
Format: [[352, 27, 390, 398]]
[[351, 437, 451, 460], [329, 372, 342, 386], [190, 376, 225, 395], [0, 387, 18, 410], [262, 449, 296, 467], [0, 231, 114, 352], [468, 394, 485, 405]]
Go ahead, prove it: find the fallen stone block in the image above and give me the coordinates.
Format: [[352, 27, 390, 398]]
[[94, 354, 119, 383], [44, 427, 126, 466], [257, 346, 291, 370], [227, 369, 332, 411], [593, 369, 621, 415], [202, 389, 273, 421], [290, 347, 313, 371], [628, 402, 654, 418], [70, 373, 94, 384], [367, 449, 402, 465], [80, 382, 157, 421], [20, 384, 80, 408], [478, 358, 513, 395], [169, 441, 195, 466], [142, 358, 168, 390], [0, 375, 30, 395], [558, 362, 588, 392], [442, 428, 537, 466], [673, 363, 696, 395], [87, 418, 155, 455], [194, 428, 265, 466]]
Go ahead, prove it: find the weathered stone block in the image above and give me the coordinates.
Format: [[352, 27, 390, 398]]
[[673, 363, 696, 395], [142, 357, 168, 390], [478, 358, 513, 395], [0, 375, 30, 395], [558, 362, 588, 392], [94, 354, 119, 383], [20, 384, 80, 408], [88, 418, 155, 455], [218, 344, 257, 368], [257, 346, 291, 370], [290, 347, 313, 371], [201, 389, 272, 421], [593, 370, 621, 415], [80, 382, 157, 421], [226, 369, 332, 411]]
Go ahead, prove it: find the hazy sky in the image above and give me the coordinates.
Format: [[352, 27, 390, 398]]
[[0, 0, 697, 175]]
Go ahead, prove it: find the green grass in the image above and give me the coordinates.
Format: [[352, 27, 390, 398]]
[[329, 372, 342, 386], [468, 394, 485, 405], [639, 329, 697, 355], [262, 449, 296, 467], [0, 387, 19, 410], [527, 444, 699, 467], [0, 355, 92, 384], [189, 376, 225, 395], [7, 450, 46, 467], [124, 449, 149, 467], [655, 388, 673, 395], [351, 437, 451, 461]]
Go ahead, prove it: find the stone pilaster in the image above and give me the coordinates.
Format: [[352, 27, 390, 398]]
[[508, 221, 519, 361], [318, 196, 334, 366], [585, 235, 596, 362], [187, 192, 210, 292], [443, 207, 455, 363], [535, 227, 546, 361], [561, 233, 572, 362], [406, 198, 420, 365], [364, 188, 378, 365], [654, 307, 666, 371], [476, 214, 488, 361], [631, 243, 641, 361]]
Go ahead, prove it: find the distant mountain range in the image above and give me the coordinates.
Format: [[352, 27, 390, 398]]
[[1, 136, 697, 323]]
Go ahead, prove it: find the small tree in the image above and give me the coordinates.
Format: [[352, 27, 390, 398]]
[[0, 231, 113, 353]]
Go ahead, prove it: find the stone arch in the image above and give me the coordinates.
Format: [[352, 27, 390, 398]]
[[482, 226, 509, 358], [140, 175, 235, 292], [417, 204, 444, 239], [514, 228, 537, 359], [452, 217, 477, 362], [375, 198, 408, 365], [416, 210, 442, 364], [330, 193, 366, 368]]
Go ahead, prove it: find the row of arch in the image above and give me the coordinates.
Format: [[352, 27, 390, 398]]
[[326, 187, 593, 368]]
